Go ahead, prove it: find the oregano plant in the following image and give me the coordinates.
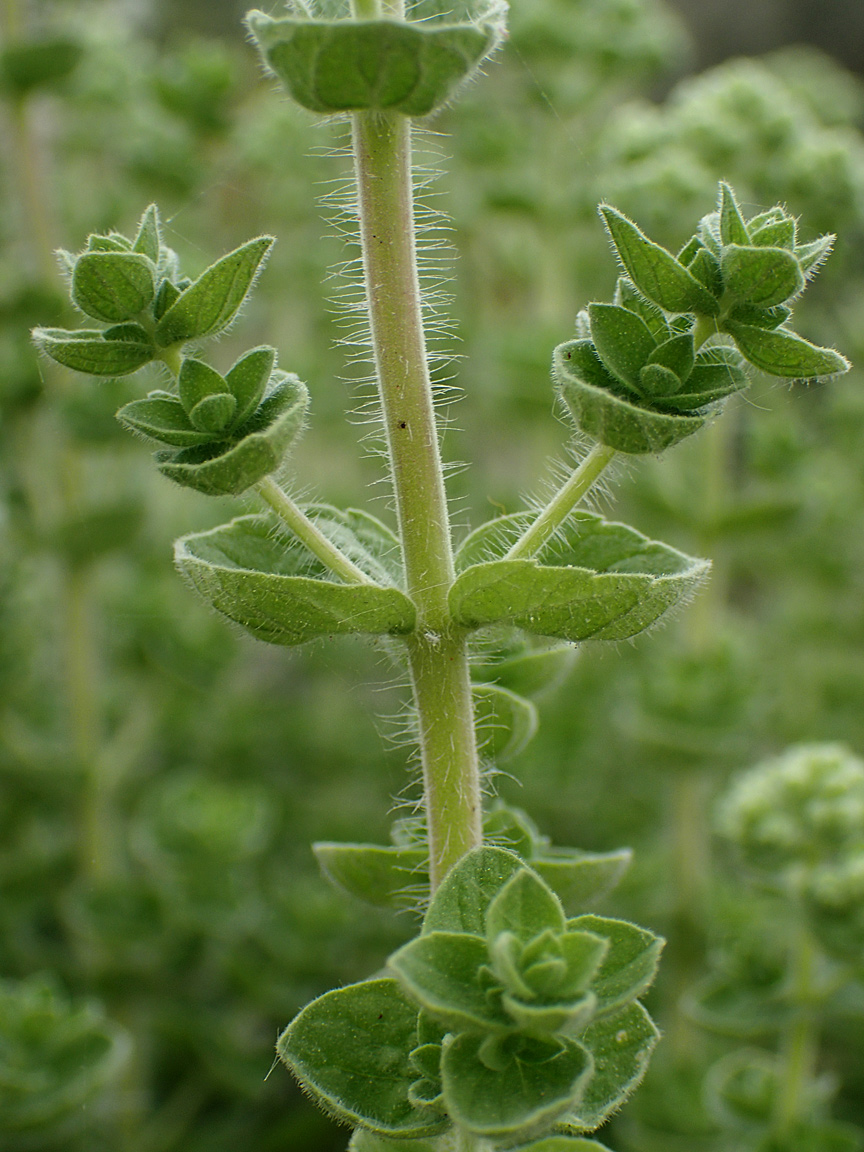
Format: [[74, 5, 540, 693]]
[[31, 1, 851, 1148]]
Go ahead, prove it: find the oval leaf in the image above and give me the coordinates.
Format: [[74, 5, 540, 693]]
[[175, 514, 415, 644], [587, 304, 655, 391], [568, 915, 663, 1017], [313, 842, 427, 911], [32, 326, 155, 376], [72, 252, 155, 323], [423, 846, 526, 936], [389, 931, 510, 1032], [721, 244, 804, 308], [724, 321, 850, 379], [533, 849, 632, 915], [117, 396, 213, 447]]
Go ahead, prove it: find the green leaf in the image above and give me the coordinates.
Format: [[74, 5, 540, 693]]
[[502, 992, 596, 1037], [473, 683, 538, 761], [472, 643, 578, 700], [599, 206, 720, 316], [278, 978, 445, 1137], [156, 375, 308, 495], [720, 244, 805, 308], [32, 326, 155, 376], [568, 916, 663, 1016], [87, 232, 131, 253], [349, 1130, 441, 1152], [614, 277, 670, 342], [155, 237, 274, 346], [751, 218, 796, 248], [533, 849, 632, 914], [132, 204, 161, 262], [687, 248, 723, 297], [638, 363, 681, 398], [724, 322, 850, 379], [510, 1140, 613, 1151], [389, 932, 510, 1032], [647, 331, 695, 381], [450, 512, 709, 643], [117, 395, 213, 447], [487, 869, 566, 944], [300, 503, 403, 588], [423, 846, 526, 936], [247, 13, 498, 117], [560, 1002, 659, 1133], [654, 346, 749, 412], [795, 234, 835, 277], [441, 1032, 592, 1138], [718, 182, 750, 247], [0, 36, 82, 97], [176, 514, 416, 644], [189, 392, 237, 434], [683, 973, 789, 1038], [225, 345, 275, 426], [72, 252, 155, 323], [313, 842, 427, 910], [178, 357, 227, 414], [555, 341, 706, 454], [153, 278, 180, 320], [587, 304, 655, 392]]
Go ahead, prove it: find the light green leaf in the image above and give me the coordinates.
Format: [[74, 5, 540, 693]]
[[278, 978, 445, 1137], [751, 218, 796, 248], [132, 204, 161, 262], [300, 503, 403, 587], [441, 1032, 591, 1138], [724, 321, 850, 379], [587, 303, 655, 392], [117, 395, 213, 447], [486, 869, 566, 944], [349, 1129, 441, 1152], [568, 915, 663, 1016], [555, 341, 706, 455], [472, 643, 578, 700], [473, 683, 538, 761], [247, 13, 498, 117], [683, 973, 789, 1038], [175, 513, 416, 644], [560, 1002, 659, 1132], [153, 278, 180, 320], [72, 251, 155, 323], [599, 206, 720, 316], [225, 345, 275, 426], [718, 182, 750, 247], [423, 846, 526, 936], [687, 248, 723, 296], [510, 1140, 613, 1151], [795, 234, 835, 277], [502, 992, 596, 1037], [313, 842, 427, 910], [533, 849, 632, 914], [178, 357, 227, 414], [389, 932, 510, 1032], [155, 237, 274, 346], [721, 244, 804, 308], [32, 326, 155, 376], [450, 511, 709, 643], [614, 277, 670, 342], [86, 232, 130, 253]]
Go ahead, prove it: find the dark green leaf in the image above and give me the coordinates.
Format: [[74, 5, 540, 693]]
[[226, 345, 275, 426], [423, 846, 526, 936], [726, 303, 791, 330], [117, 396, 213, 447], [175, 514, 416, 643], [569, 915, 663, 1016], [599, 206, 720, 315], [587, 304, 655, 392], [278, 978, 445, 1137], [313, 842, 427, 910], [718, 182, 750, 246], [153, 279, 180, 320], [721, 244, 804, 308], [473, 683, 538, 761], [72, 252, 155, 323], [687, 248, 723, 296], [653, 346, 748, 412], [647, 332, 695, 381], [559, 1002, 659, 1132], [178, 357, 227, 414], [613, 277, 670, 342], [389, 932, 509, 1031], [32, 326, 155, 376], [155, 237, 274, 346], [724, 322, 850, 379], [0, 37, 82, 97], [441, 1032, 591, 1138], [750, 218, 796, 248], [189, 392, 237, 434], [132, 204, 161, 262], [638, 364, 680, 398], [247, 13, 498, 117]]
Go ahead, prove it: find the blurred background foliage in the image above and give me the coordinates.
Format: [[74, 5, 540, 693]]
[[2, 0, 864, 1148]]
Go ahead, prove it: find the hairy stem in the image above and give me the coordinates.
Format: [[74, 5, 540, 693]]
[[352, 109, 481, 888], [505, 443, 616, 560], [256, 476, 376, 585]]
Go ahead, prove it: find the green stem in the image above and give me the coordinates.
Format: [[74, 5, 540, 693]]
[[255, 476, 376, 585], [773, 924, 819, 1137], [352, 110, 481, 888], [505, 443, 616, 560]]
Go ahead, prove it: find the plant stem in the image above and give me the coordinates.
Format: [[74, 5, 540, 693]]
[[352, 109, 481, 888], [774, 923, 819, 1137], [505, 443, 616, 560], [255, 476, 376, 585]]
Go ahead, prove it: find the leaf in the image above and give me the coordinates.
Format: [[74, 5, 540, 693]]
[[132, 204, 161, 262], [655, 346, 749, 412], [720, 244, 805, 308], [153, 279, 180, 320], [586, 304, 655, 392], [682, 973, 789, 1038], [559, 1002, 659, 1132], [300, 504, 403, 588], [510, 1140, 613, 1151], [278, 978, 445, 1137], [178, 358, 227, 414], [117, 396, 213, 447], [0, 36, 82, 97], [647, 331, 695, 382], [423, 846, 526, 936], [225, 345, 275, 426], [175, 514, 416, 644], [313, 843, 427, 910], [450, 512, 709, 643], [718, 182, 750, 247], [441, 1032, 592, 1139], [72, 252, 155, 323], [486, 869, 566, 944], [751, 218, 796, 248], [247, 13, 498, 117], [32, 326, 155, 376], [533, 849, 632, 914], [389, 932, 509, 1032], [349, 1130, 441, 1152], [637, 364, 680, 398], [724, 321, 850, 379], [599, 206, 720, 316], [555, 341, 706, 455], [155, 237, 274, 346], [189, 392, 237, 433], [473, 683, 538, 761], [795, 234, 835, 277], [472, 643, 578, 700], [568, 916, 663, 1016], [687, 248, 723, 296]]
